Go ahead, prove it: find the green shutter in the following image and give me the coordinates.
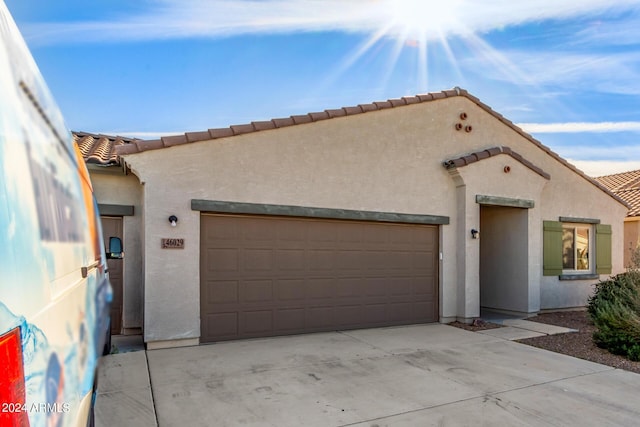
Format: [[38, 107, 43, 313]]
[[543, 221, 563, 276], [596, 224, 612, 275]]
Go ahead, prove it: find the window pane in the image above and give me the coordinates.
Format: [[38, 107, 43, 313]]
[[576, 227, 589, 270], [562, 228, 575, 269]]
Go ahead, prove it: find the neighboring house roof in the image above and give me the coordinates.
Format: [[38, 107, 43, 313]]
[[595, 169, 640, 217], [110, 87, 627, 208], [74, 131, 138, 166]]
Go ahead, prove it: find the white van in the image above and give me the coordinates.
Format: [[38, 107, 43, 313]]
[[0, 2, 113, 426]]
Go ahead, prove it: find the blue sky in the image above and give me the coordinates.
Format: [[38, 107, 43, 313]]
[[5, 0, 640, 176]]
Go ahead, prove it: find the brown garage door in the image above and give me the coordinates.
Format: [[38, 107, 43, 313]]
[[200, 214, 438, 342]]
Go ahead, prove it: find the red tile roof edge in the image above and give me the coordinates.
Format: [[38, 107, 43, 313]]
[[595, 169, 640, 192], [104, 86, 625, 209], [73, 131, 139, 166], [443, 146, 551, 180], [595, 169, 640, 217], [113, 88, 465, 157]]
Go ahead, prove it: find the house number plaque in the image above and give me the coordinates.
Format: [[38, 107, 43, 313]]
[[161, 238, 184, 249]]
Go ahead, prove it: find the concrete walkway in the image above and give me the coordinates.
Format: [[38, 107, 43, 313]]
[[478, 318, 577, 340], [96, 324, 640, 426]]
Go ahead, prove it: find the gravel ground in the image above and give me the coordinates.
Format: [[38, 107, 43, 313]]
[[450, 310, 640, 374], [519, 311, 640, 374]]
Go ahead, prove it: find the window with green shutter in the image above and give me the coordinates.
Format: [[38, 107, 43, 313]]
[[596, 224, 612, 274], [543, 220, 612, 277], [543, 221, 563, 276]]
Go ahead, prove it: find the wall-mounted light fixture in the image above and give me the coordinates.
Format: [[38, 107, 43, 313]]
[[169, 215, 178, 227], [471, 228, 479, 239]]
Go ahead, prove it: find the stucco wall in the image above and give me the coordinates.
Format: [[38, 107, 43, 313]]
[[121, 96, 627, 343], [90, 171, 144, 330], [451, 106, 628, 309]]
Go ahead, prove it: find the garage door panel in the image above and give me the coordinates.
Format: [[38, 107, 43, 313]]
[[335, 278, 362, 297], [363, 304, 387, 323], [276, 249, 306, 270], [276, 279, 306, 301], [413, 278, 436, 296], [308, 250, 333, 270], [366, 278, 389, 296], [388, 302, 413, 322], [334, 305, 363, 325], [307, 306, 334, 328], [390, 277, 413, 296], [242, 310, 273, 334], [242, 221, 276, 241], [207, 248, 239, 272], [206, 280, 239, 304], [242, 249, 273, 271], [203, 312, 238, 338], [201, 214, 438, 342], [275, 308, 305, 330], [241, 280, 273, 302], [277, 220, 307, 241], [414, 302, 437, 320], [412, 252, 433, 269], [205, 216, 239, 240], [306, 278, 335, 299]]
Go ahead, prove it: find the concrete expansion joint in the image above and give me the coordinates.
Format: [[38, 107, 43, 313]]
[[145, 350, 160, 427], [337, 330, 398, 357]]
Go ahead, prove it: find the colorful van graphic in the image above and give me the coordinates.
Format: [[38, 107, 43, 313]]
[[0, 2, 112, 426]]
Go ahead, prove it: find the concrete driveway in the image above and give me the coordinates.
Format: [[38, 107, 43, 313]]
[[96, 324, 640, 426]]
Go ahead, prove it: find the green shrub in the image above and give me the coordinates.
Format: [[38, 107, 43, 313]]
[[588, 271, 640, 361]]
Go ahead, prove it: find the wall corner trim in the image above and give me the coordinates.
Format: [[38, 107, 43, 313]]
[[191, 199, 450, 225]]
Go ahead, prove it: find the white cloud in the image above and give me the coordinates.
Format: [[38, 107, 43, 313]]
[[569, 159, 640, 177], [18, 0, 640, 45], [519, 121, 640, 133]]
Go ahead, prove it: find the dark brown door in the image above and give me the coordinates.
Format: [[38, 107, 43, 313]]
[[101, 216, 123, 335], [200, 214, 438, 342]]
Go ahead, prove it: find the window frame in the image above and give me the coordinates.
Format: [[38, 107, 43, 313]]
[[561, 223, 594, 274], [543, 218, 611, 279]]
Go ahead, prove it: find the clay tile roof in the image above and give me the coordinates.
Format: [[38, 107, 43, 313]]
[[443, 146, 551, 180], [252, 121, 276, 131], [230, 124, 255, 135], [309, 111, 330, 121], [595, 169, 640, 216], [209, 128, 234, 139], [73, 131, 138, 166], [291, 114, 313, 124], [342, 106, 364, 115], [325, 108, 347, 118], [161, 134, 188, 147], [272, 117, 295, 128]]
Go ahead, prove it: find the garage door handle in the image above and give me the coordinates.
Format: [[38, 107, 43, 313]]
[[82, 261, 100, 278]]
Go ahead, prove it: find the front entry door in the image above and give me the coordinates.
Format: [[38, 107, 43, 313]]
[[101, 216, 123, 334]]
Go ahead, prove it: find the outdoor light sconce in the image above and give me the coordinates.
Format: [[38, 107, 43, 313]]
[[169, 215, 178, 227], [471, 229, 479, 239]]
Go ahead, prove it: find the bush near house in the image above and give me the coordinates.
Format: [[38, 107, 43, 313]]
[[588, 268, 640, 361]]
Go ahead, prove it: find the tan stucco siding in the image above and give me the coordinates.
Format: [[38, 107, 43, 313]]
[[125, 98, 475, 341], [121, 96, 627, 342], [483, 121, 627, 309]]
